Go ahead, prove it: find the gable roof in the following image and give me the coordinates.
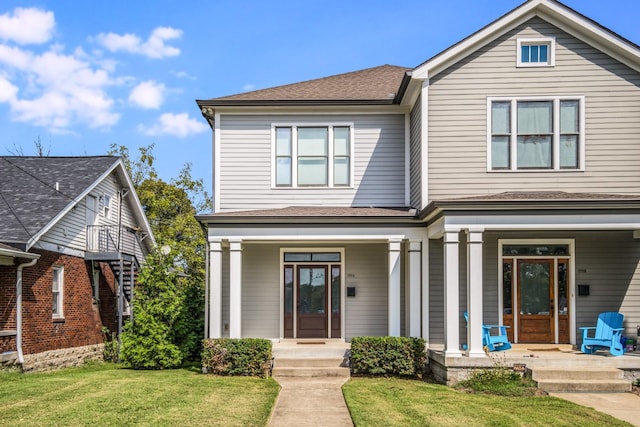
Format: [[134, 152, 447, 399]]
[[0, 156, 154, 251], [196, 64, 410, 107]]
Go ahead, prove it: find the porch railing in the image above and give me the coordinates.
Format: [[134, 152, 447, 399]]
[[86, 224, 143, 259]]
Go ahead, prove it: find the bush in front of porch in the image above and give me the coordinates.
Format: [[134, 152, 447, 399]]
[[202, 338, 272, 377], [350, 336, 426, 377]]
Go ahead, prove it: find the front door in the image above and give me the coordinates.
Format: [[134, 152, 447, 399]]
[[518, 259, 554, 343], [297, 266, 328, 338]]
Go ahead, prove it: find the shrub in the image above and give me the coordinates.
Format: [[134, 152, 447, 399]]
[[101, 327, 119, 363], [350, 336, 426, 377], [457, 366, 538, 396], [202, 338, 272, 377]]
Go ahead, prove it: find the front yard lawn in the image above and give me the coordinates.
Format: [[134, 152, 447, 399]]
[[0, 363, 279, 426], [343, 377, 632, 427]]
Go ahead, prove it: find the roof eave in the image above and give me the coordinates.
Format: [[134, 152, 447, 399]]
[[196, 98, 398, 107], [196, 214, 421, 226]]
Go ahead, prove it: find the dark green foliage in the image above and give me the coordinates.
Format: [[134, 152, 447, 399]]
[[121, 249, 184, 369], [101, 327, 118, 363], [350, 336, 426, 377], [202, 338, 272, 377], [457, 366, 538, 396]]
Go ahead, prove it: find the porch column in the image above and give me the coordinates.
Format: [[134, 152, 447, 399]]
[[421, 239, 429, 342], [229, 239, 243, 339], [388, 239, 402, 337], [408, 240, 422, 337], [444, 230, 462, 357], [466, 229, 485, 357], [208, 238, 222, 338]]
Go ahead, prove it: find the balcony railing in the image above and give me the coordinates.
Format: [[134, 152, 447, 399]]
[[86, 224, 143, 259]]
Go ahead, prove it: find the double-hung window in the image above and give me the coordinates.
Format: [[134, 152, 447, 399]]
[[274, 124, 352, 187], [52, 266, 64, 318], [489, 97, 583, 171]]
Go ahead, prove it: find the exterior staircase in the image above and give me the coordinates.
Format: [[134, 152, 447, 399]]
[[530, 367, 632, 392], [272, 340, 350, 378]]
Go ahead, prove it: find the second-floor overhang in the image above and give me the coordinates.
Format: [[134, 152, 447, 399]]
[[421, 191, 640, 238]]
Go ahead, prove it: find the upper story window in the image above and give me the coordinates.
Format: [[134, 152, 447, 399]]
[[517, 38, 555, 67], [52, 266, 64, 318], [488, 97, 583, 171], [274, 124, 352, 188]]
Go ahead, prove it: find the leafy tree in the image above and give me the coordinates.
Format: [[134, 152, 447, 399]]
[[110, 143, 210, 364]]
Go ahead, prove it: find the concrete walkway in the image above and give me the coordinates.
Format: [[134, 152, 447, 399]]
[[550, 392, 640, 426], [268, 377, 353, 427]]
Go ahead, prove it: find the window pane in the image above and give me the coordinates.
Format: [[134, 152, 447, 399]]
[[276, 157, 291, 186], [559, 135, 578, 168], [298, 158, 327, 185], [503, 260, 512, 314], [332, 267, 340, 314], [334, 157, 349, 185], [312, 253, 341, 262], [284, 266, 293, 314], [52, 293, 59, 314], [276, 128, 291, 155], [492, 102, 510, 134], [518, 101, 552, 134], [298, 128, 327, 156], [560, 100, 579, 134], [539, 44, 548, 63], [491, 136, 510, 169], [530, 45, 539, 62], [333, 127, 350, 156], [502, 244, 569, 256], [517, 135, 552, 168], [284, 253, 311, 262], [521, 45, 530, 63]]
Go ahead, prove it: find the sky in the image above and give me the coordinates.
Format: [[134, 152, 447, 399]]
[[1, 0, 639, 196]]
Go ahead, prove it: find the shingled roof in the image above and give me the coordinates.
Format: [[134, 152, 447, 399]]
[[0, 156, 120, 248], [197, 64, 410, 106]]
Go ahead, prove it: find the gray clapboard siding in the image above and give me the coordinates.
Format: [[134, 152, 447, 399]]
[[409, 98, 422, 209], [427, 17, 640, 201], [218, 114, 406, 211], [428, 239, 444, 346], [241, 244, 280, 338]]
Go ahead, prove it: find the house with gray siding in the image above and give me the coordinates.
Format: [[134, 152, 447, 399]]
[[0, 156, 154, 370], [196, 0, 640, 365]]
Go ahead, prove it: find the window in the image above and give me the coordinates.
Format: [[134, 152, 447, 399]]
[[488, 97, 583, 171], [517, 38, 555, 67], [52, 266, 64, 318], [103, 194, 112, 219], [273, 124, 352, 187]]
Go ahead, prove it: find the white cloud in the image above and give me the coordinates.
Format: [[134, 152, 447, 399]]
[[0, 8, 55, 45], [94, 26, 182, 59], [242, 83, 256, 92], [139, 112, 208, 138], [129, 80, 165, 109], [0, 75, 18, 102]]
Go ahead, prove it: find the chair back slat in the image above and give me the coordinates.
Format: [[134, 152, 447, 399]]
[[595, 312, 623, 340]]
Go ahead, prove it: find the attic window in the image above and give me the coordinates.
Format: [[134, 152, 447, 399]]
[[517, 38, 555, 67]]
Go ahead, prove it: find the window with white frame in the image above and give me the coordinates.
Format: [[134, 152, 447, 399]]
[[52, 266, 64, 318], [102, 194, 112, 219], [489, 97, 583, 171], [274, 125, 352, 187], [517, 38, 555, 67]]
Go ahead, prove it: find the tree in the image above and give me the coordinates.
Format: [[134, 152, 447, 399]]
[[110, 143, 211, 364]]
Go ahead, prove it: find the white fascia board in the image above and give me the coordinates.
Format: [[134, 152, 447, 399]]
[[213, 105, 409, 116], [0, 247, 39, 259], [443, 213, 640, 231], [206, 226, 427, 241]]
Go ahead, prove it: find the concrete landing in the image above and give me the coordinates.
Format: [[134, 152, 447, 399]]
[[268, 377, 353, 427], [550, 392, 640, 426]]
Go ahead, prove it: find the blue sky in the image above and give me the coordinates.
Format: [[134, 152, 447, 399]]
[[0, 1, 638, 195]]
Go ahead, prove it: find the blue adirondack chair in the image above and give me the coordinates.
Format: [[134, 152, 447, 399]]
[[464, 312, 512, 352], [580, 312, 625, 356]]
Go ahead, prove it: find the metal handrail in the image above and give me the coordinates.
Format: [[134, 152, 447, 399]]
[[86, 224, 142, 259]]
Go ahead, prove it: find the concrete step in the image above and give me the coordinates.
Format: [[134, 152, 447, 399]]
[[272, 366, 351, 378], [275, 357, 346, 368], [536, 379, 631, 393], [531, 367, 623, 381]]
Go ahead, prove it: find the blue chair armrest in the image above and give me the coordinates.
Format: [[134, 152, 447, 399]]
[[579, 326, 596, 330]]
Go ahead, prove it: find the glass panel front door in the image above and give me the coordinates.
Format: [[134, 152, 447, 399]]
[[297, 266, 328, 338], [518, 259, 554, 343]]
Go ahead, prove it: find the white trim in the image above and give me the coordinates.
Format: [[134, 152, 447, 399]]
[[444, 230, 462, 356], [487, 96, 585, 172], [214, 112, 221, 213], [52, 265, 64, 319], [270, 122, 355, 189], [497, 238, 575, 345], [35, 240, 85, 258], [279, 247, 346, 340], [407, 240, 422, 337], [404, 113, 410, 207], [421, 238, 429, 343], [229, 239, 243, 338], [420, 81, 429, 209], [208, 238, 223, 338], [516, 37, 556, 67], [388, 239, 402, 337]]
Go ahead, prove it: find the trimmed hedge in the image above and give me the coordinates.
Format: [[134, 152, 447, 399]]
[[202, 338, 272, 377], [350, 336, 426, 377]]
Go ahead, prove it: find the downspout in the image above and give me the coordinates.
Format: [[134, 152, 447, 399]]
[[16, 257, 39, 364]]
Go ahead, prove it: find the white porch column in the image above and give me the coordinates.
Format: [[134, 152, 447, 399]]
[[466, 229, 485, 357], [388, 239, 402, 336], [444, 230, 462, 357], [421, 239, 429, 342], [229, 239, 243, 339], [208, 238, 222, 338], [408, 240, 422, 337]]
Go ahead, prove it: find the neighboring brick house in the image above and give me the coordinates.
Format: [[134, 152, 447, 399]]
[[0, 157, 154, 371]]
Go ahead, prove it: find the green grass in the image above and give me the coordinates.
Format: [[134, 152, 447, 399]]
[[0, 363, 279, 427], [343, 377, 633, 427]]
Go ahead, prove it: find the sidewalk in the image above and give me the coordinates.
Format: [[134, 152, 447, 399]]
[[550, 392, 640, 426], [268, 377, 353, 427]]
